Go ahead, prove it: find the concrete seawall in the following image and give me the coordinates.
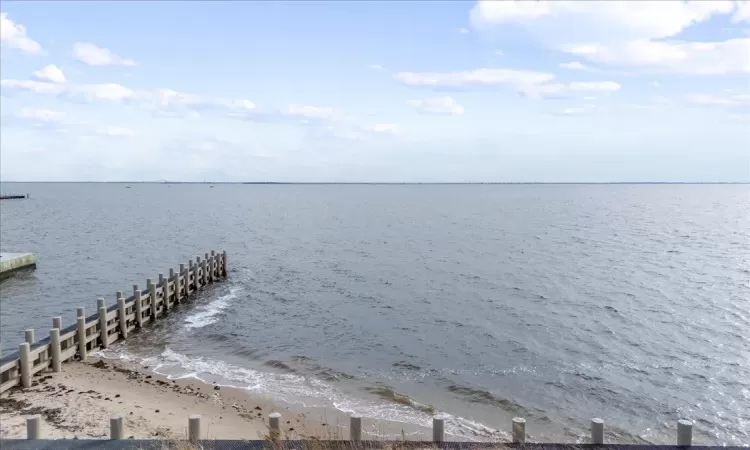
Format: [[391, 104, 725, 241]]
[[0, 253, 37, 278], [0, 250, 227, 393]]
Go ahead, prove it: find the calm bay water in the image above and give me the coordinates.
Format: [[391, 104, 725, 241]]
[[1, 183, 748, 445]]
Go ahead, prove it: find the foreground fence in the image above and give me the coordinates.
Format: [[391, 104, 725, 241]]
[[0, 250, 228, 394], [13, 413, 701, 447]]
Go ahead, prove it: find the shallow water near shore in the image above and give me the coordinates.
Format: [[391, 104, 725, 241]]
[[1, 183, 748, 445]]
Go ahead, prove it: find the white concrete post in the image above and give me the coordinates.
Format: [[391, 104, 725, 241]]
[[591, 418, 604, 444], [133, 287, 143, 327], [110, 415, 124, 439], [52, 317, 62, 330], [269, 412, 281, 439], [189, 415, 201, 443], [147, 278, 156, 319], [49, 328, 61, 372], [97, 298, 105, 310], [161, 273, 170, 312], [77, 316, 87, 361], [178, 264, 185, 300], [677, 420, 693, 446], [195, 257, 202, 290], [117, 297, 128, 339], [19, 342, 31, 388], [26, 415, 40, 439], [512, 417, 526, 443], [99, 306, 109, 349], [76, 307, 85, 318], [350, 416, 362, 442], [25, 329, 35, 344], [432, 417, 444, 443], [187, 260, 194, 294]]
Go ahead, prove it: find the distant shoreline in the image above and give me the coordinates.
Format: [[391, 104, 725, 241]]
[[1, 181, 748, 185]]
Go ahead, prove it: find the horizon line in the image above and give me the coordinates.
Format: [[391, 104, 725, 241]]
[[1, 181, 748, 185]]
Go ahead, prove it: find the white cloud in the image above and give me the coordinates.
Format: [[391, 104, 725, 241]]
[[0, 13, 43, 54], [559, 61, 595, 71], [470, 1, 750, 75], [72, 42, 136, 66], [650, 81, 662, 88], [407, 96, 465, 115], [17, 108, 66, 122], [32, 65, 67, 84], [285, 104, 335, 120], [371, 124, 399, 134], [1, 79, 65, 94], [99, 126, 135, 137], [686, 91, 750, 108], [495, 50, 504, 56], [458, 27, 470, 34], [733, 1, 750, 22], [369, 64, 384, 70], [395, 68, 555, 88], [521, 81, 621, 99]]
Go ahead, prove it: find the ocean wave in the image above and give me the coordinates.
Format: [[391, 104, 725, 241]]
[[184, 287, 241, 329]]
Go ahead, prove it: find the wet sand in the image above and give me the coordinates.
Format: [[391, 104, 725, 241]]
[[0, 358, 434, 441]]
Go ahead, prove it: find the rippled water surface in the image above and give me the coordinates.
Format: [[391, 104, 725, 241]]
[[1, 183, 748, 445]]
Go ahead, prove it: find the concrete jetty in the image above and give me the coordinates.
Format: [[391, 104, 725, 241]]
[[0, 250, 227, 392], [0, 253, 37, 278]]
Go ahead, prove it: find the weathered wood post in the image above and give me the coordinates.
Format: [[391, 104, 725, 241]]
[[350, 416, 362, 442], [26, 415, 40, 439], [512, 417, 526, 443], [269, 412, 281, 439], [19, 342, 31, 388], [52, 317, 62, 330], [677, 420, 693, 446], [110, 415, 124, 439], [147, 278, 156, 320], [432, 417, 444, 443], [189, 415, 201, 443], [133, 286, 143, 327], [169, 268, 176, 305], [98, 305, 109, 349], [210, 250, 216, 280], [222, 250, 228, 276], [117, 297, 128, 339], [49, 328, 61, 372], [591, 418, 604, 444], [77, 316, 87, 361], [24, 329, 35, 344], [187, 260, 194, 295]]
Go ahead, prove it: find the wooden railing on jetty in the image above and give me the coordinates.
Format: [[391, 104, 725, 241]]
[[0, 250, 228, 394]]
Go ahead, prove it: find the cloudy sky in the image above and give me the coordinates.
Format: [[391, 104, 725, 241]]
[[1, 1, 749, 182]]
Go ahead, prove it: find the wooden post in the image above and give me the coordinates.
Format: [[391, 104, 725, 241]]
[[189, 415, 201, 443], [25, 329, 35, 344], [110, 415, 124, 439], [178, 264, 185, 300], [99, 306, 109, 349], [512, 417, 526, 443], [26, 415, 40, 439], [269, 413, 281, 440], [432, 416, 444, 443], [49, 328, 61, 372], [591, 418, 604, 444], [677, 420, 693, 446], [169, 268, 176, 305], [52, 317, 62, 330], [161, 273, 170, 312], [117, 297, 128, 339], [77, 317, 87, 361], [187, 260, 194, 295], [210, 251, 216, 280], [222, 250, 228, 276], [19, 342, 31, 388], [350, 416, 362, 442], [133, 286, 143, 327], [147, 278, 156, 320]]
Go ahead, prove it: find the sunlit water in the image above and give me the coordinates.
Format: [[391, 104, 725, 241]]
[[1, 183, 748, 445]]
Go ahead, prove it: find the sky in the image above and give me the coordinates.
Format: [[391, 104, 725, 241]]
[[1, 1, 749, 182]]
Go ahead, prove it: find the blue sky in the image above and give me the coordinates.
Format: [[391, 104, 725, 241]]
[[1, 1, 749, 182]]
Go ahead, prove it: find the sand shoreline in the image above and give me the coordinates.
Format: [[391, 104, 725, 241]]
[[0, 358, 439, 441]]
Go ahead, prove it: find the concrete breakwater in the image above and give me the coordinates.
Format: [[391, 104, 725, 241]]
[[0, 250, 227, 394]]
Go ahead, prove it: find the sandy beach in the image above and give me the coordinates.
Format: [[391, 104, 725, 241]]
[[0, 358, 433, 441]]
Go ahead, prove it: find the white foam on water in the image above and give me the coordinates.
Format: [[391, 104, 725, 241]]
[[104, 346, 503, 441], [184, 287, 241, 329]]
